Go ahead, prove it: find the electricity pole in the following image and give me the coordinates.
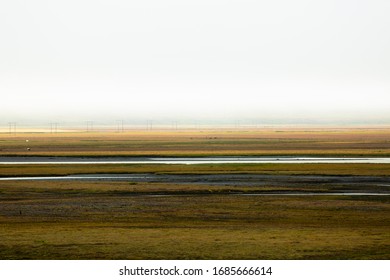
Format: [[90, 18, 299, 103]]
[[147, 120, 153, 131], [86, 121, 94, 132], [8, 122, 16, 134], [117, 120, 124, 133], [50, 123, 59, 134]]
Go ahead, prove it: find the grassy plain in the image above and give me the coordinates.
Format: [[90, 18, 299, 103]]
[[1, 128, 390, 156], [1, 128, 390, 259], [2, 163, 390, 177], [0, 180, 389, 259]]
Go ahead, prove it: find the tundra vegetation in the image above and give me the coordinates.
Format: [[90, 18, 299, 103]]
[[0, 128, 389, 259]]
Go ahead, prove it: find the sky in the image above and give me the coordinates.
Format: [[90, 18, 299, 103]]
[[1, 0, 390, 125]]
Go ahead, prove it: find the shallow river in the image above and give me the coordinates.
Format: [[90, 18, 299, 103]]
[[1, 156, 390, 164]]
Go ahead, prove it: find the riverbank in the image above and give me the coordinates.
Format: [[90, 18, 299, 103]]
[[1, 179, 389, 259]]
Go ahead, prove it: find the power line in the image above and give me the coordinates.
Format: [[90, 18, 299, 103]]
[[116, 120, 124, 133], [172, 121, 178, 130], [50, 122, 59, 134], [146, 120, 153, 131], [8, 122, 16, 134], [86, 121, 94, 132]]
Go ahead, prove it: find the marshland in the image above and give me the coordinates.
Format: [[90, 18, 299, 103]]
[[1, 128, 389, 259]]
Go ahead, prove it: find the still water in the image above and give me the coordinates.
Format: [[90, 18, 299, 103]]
[[1, 156, 390, 164]]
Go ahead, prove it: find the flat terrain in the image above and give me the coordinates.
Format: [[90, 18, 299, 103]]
[[0, 129, 390, 259], [2, 163, 390, 177], [1, 128, 390, 156], [0, 180, 389, 259]]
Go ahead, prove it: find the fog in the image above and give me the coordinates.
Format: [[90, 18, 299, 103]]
[[1, 1, 389, 126]]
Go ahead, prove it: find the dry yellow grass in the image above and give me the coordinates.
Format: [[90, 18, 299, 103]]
[[1, 129, 390, 156], [1, 128, 389, 259], [1, 163, 390, 177]]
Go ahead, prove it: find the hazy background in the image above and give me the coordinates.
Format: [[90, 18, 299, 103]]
[[1, 0, 389, 127]]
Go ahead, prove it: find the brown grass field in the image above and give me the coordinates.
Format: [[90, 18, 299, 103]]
[[0, 180, 389, 259], [0, 129, 390, 259], [1, 128, 390, 156], [2, 163, 390, 177]]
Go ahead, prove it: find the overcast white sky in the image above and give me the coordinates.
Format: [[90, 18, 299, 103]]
[[1, 0, 389, 125]]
